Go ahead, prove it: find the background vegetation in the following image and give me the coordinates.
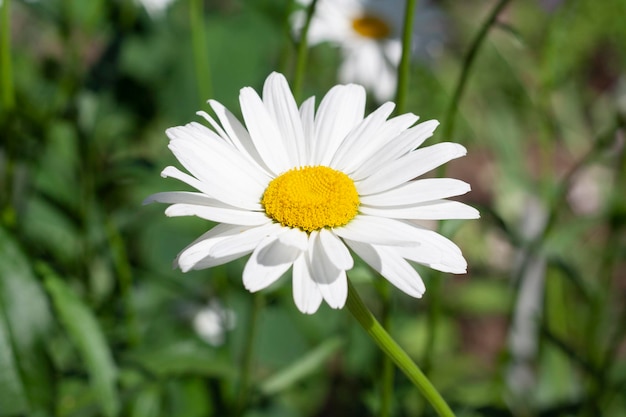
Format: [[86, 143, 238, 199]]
[[1, 0, 625, 416]]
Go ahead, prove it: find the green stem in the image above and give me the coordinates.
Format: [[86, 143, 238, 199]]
[[1, 0, 15, 110], [234, 292, 263, 417], [292, 0, 318, 101], [395, 0, 418, 114], [346, 280, 456, 417], [190, 0, 212, 105], [441, 0, 512, 141]]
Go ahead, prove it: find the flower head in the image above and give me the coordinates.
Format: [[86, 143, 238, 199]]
[[294, 0, 446, 101], [145, 72, 478, 314]]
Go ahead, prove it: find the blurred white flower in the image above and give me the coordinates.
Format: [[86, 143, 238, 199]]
[[294, 0, 446, 101], [137, 0, 175, 18], [145, 72, 477, 314], [192, 300, 236, 346]]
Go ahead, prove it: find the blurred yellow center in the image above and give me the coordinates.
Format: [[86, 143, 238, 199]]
[[262, 166, 359, 232], [352, 15, 391, 39]]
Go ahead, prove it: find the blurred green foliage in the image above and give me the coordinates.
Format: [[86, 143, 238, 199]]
[[1, 0, 626, 416]]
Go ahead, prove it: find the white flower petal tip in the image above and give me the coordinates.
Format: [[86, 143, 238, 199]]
[[148, 71, 477, 313]]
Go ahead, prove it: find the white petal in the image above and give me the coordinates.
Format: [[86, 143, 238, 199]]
[[175, 224, 251, 272], [263, 73, 306, 166], [360, 178, 471, 206], [167, 126, 266, 209], [299, 96, 316, 165], [329, 101, 396, 171], [345, 240, 425, 298], [164, 203, 269, 226], [356, 142, 467, 195], [277, 227, 309, 251], [206, 100, 272, 174], [319, 228, 353, 270], [360, 200, 481, 220], [332, 215, 421, 246], [396, 226, 468, 273], [242, 235, 301, 292], [351, 120, 440, 181], [160, 166, 214, 197], [308, 232, 348, 309], [312, 84, 366, 165], [339, 112, 419, 175], [292, 255, 323, 314], [209, 222, 283, 259], [143, 191, 213, 206], [239, 86, 292, 174]]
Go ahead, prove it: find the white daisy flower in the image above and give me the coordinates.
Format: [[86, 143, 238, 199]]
[[145, 72, 478, 314], [137, 0, 176, 18], [294, 0, 446, 101]]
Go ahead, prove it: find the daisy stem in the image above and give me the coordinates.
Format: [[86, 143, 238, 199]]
[[395, 0, 418, 115], [189, 0, 213, 105], [441, 0, 512, 141], [292, 0, 318, 101], [346, 280, 456, 417], [235, 292, 263, 417], [1, 0, 15, 110]]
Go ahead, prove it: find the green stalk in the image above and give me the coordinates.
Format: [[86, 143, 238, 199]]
[[395, 0, 418, 114], [234, 292, 263, 417], [346, 280, 456, 417], [190, 0, 212, 105], [292, 0, 318, 101], [1, 0, 15, 110], [441, 0, 512, 141]]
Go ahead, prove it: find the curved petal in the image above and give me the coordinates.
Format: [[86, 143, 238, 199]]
[[299, 96, 316, 165], [143, 191, 213, 206], [345, 240, 425, 298], [332, 215, 421, 246], [319, 228, 353, 270], [356, 142, 467, 195], [263, 73, 305, 166], [308, 232, 348, 309], [292, 255, 323, 314], [330, 101, 395, 171], [175, 224, 252, 272], [359, 178, 471, 206], [339, 112, 420, 175], [240, 86, 292, 175], [242, 235, 301, 292], [206, 100, 272, 175], [360, 200, 481, 220], [351, 120, 440, 181], [164, 203, 269, 226], [312, 84, 366, 166], [209, 222, 283, 259]]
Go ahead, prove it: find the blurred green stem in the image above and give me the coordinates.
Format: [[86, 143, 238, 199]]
[[347, 280, 456, 417], [1, 0, 15, 110], [235, 292, 263, 417], [190, 0, 212, 105], [395, 0, 417, 114], [441, 0, 512, 141], [293, 0, 318, 101]]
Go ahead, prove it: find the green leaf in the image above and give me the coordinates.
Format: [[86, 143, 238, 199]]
[[127, 340, 236, 379], [0, 227, 54, 416], [259, 337, 344, 395], [43, 270, 120, 417]]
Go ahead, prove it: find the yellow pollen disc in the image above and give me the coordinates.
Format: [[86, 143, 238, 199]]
[[262, 166, 360, 232], [351, 15, 391, 39]]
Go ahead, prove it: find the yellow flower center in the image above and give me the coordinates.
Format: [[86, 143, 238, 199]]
[[351, 15, 391, 39], [262, 166, 360, 232]]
